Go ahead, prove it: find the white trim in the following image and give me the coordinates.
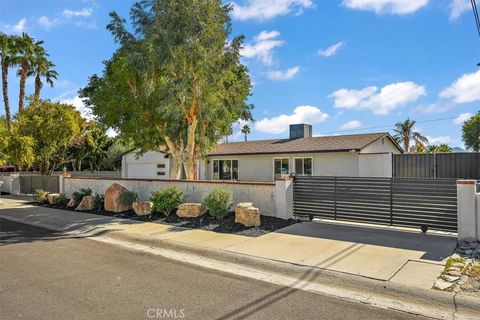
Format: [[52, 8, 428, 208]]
[[211, 158, 239, 180], [292, 157, 313, 176], [272, 157, 290, 180]]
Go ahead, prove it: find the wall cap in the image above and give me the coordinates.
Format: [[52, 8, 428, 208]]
[[64, 176, 275, 186], [457, 180, 477, 185]]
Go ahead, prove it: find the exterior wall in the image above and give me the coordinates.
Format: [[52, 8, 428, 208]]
[[360, 137, 401, 154], [0, 174, 20, 195], [457, 180, 479, 242], [64, 177, 276, 216], [122, 151, 171, 179], [205, 152, 360, 182], [358, 153, 392, 177]]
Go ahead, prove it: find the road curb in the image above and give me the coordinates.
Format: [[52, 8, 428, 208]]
[[102, 230, 479, 320]]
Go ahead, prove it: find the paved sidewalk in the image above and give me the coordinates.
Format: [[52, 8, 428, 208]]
[[0, 198, 455, 289]]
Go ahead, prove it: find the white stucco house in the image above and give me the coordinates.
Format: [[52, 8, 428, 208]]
[[121, 124, 403, 182]]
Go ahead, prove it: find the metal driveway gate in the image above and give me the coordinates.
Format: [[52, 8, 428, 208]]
[[19, 175, 59, 194], [293, 176, 457, 232]]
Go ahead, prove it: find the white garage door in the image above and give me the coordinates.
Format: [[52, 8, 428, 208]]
[[126, 162, 170, 179]]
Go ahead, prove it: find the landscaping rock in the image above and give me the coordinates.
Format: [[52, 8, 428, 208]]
[[75, 195, 93, 211], [104, 183, 130, 213], [452, 262, 465, 269], [442, 274, 460, 282], [235, 203, 260, 227], [47, 193, 61, 205], [446, 270, 462, 277], [67, 198, 77, 207], [434, 278, 453, 290], [176, 203, 206, 218], [132, 201, 154, 216]]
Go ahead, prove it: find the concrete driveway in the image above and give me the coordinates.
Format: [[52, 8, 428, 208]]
[[225, 221, 457, 286]]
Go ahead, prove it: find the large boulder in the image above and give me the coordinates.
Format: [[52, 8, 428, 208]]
[[132, 201, 154, 216], [75, 195, 93, 211], [47, 193, 61, 205], [104, 183, 130, 213], [176, 203, 206, 218], [235, 203, 260, 227]]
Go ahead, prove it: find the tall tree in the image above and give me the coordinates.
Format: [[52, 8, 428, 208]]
[[28, 55, 58, 100], [462, 111, 480, 152], [16, 33, 44, 114], [393, 119, 428, 152], [241, 124, 251, 142], [0, 33, 18, 132], [81, 0, 253, 180], [17, 99, 85, 174]]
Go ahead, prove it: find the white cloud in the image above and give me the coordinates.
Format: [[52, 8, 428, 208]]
[[255, 105, 328, 134], [62, 8, 93, 18], [38, 16, 57, 30], [426, 135, 456, 145], [439, 69, 480, 104], [266, 66, 300, 80], [415, 102, 453, 114], [342, 0, 428, 14], [329, 81, 426, 115], [1, 18, 27, 33], [232, 0, 314, 21], [450, 0, 471, 20], [340, 120, 362, 129], [60, 95, 93, 120], [318, 42, 345, 57], [453, 112, 473, 125], [241, 30, 284, 65]]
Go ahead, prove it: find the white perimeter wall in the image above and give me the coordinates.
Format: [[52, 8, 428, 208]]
[[63, 177, 276, 217]]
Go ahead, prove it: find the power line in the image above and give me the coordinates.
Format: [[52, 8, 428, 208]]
[[472, 0, 480, 38], [317, 116, 459, 135]]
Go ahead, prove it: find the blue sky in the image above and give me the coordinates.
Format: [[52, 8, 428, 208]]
[[1, 0, 479, 148]]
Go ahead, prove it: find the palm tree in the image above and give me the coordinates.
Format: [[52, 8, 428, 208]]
[[0, 33, 18, 132], [393, 119, 428, 152], [28, 56, 58, 100], [16, 33, 44, 113], [425, 145, 439, 153], [241, 124, 251, 142], [437, 144, 452, 152]]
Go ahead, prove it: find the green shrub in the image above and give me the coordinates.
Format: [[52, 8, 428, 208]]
[[150, 187, 185, 216], [72, 188, 92, 205], [93, 194, 105, 211], [33, 189, 49, 203], [57, 194, 69, 206], [119, 190, 138, 206], [203, 187, 232, 219]]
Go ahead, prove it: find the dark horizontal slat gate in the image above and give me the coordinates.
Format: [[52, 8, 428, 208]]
[[293, 176, 457, 232], [19, 175, 60, 194]]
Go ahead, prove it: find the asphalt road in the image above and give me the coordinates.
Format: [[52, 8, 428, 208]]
[[0, 217, 429, 320]]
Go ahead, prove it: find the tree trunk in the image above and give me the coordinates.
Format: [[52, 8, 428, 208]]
[[165, 137, 183, 180], [18, 58, 28, 114], [1, 60, 10, 132], [183, 117, 198, 180], [403, 138, 409, 153], [34, 75, 42, 100]]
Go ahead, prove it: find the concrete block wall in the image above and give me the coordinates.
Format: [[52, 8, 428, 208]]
[[0, 174, 20, 195], [63, 177, 289, 218]]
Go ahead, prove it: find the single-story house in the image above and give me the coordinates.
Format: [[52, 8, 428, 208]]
[[122, 124, 403, 182]]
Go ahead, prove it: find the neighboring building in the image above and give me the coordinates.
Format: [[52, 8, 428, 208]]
[[122, 151, 172, 179], [122, 124, 403, 182]]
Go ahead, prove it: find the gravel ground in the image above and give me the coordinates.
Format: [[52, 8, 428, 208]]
[[34, 203, 301, 237]]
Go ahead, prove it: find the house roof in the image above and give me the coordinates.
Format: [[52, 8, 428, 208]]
[[208, 132, 402, 156]]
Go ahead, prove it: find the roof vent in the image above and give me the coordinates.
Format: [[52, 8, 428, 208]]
[[289, 124, 312, 139]]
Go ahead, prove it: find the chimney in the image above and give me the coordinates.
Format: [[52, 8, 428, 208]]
[[289, 124, 312, 139]]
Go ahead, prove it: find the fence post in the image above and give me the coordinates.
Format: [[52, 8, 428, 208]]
[[457, 180, 478, 242], [390, 178, 394, 225], [334, 177, 337, 219], [274, 178, 294, 220]]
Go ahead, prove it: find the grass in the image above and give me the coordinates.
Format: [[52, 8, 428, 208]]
[[444, 256, 467, 270], [468, 264, 480, 278]]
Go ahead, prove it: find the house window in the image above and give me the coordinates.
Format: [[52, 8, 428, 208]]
[[274, 158, 290, 179], [157, 163, 166, 176], [294, 158, 312, 176], [212, 160, 238, 180]]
